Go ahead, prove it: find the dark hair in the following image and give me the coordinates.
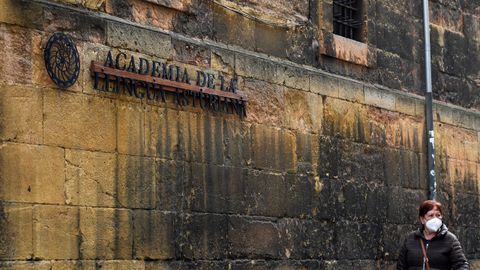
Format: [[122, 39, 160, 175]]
[[419, 200, 443, 217]]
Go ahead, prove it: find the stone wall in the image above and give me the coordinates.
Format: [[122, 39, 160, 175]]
[[0, 0, 479, 269]]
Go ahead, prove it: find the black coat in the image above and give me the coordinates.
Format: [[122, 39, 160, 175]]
[[397, 225, 469, 270]]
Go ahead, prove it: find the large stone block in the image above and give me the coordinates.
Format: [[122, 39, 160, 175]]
[[42, 5, 106, 43], [0, 24, 35, 85], [430, 25, 447, 71], [384, 148, 423, 189], [384, 115, 424, 153], [198, 114, 225, 165], [33, 205, 80, 259], [228, 216, 281, 259], [79, 207, 133, 259], [364, 86, 396, 111], [311, 177, 337, 221], [51, 260, 96, 270], [451, 110, 478, 132], [437, 75, 478, 110], [375, 50, 405, 90], [83, 0, 105, 10], [186, 164, 245, 214], [374, 0, 422, 19], [386, 187, 426, 225], [311, 71, 364, 102], [243, 78, 286, 127], [452, 192, 480, 227], [303, 220, 336, 259], [442, 124, 471, 160], [322, 98, 378, 145], [395, 94, 418, 116], [382, 224, 417, 261], [244, 170, 286, 217], [212, 4, 255, 52], [279, 65, 310, 91], [374, 21, 417, 62], [0, 261, 51, 270], [253, 21, 288, 59], [276, 218, 304, 259], [430, 1, 464, 32], [235, 54, 283, 85], [211, 47, 235, 75], [176, 213, 228, 260], [443, 30, 468, 76], [66, 150, 155, 209], [0, 84, 43, 144], [0, 143, 65, 204], [284, 88, 323, 133], [174, 112, 225, 164], [172, 39, 210, 68], [117, 154, 156, 209], [295, 132, 319, 175], [145, 106, 183, 159], [145, 261, 172, 270], [107, 21, 172, 59], [65, 149, 117, 207], [455, 226, 480, 258], [285, 24, 317, 66], [43, 90, 116, 152], [463, 14, 480, 74], [164, 110, 224, 164], [0, 0, 43, 29], [117, 101, 145, 156], [0, 204, 32, 259], [318, 137, 385, 183], [252, 124, 296, 173], [285, 174, 315, 217], [335, 222, 381, 260], [309, 72, 340, 97], [332, 180, 388, 223], [222, 119, 252, 167], [105, 0, 133, 19], [447, 159, 478, 195], [133, 210, 175, 260], [156, 159, 188, 211], [172, 0, 213, 39]]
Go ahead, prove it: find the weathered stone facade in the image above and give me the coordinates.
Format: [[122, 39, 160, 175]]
[[0, 0, 479, 269]]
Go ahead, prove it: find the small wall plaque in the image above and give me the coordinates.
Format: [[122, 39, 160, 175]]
[[44, 32, 80, 88]]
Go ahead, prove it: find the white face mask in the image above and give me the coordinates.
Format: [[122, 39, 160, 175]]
[[425, 217, 442, 232]]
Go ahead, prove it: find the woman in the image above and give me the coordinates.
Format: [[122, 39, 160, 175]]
[[397, 200, 469, 270]]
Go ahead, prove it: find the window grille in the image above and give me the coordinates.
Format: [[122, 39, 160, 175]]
[[333, 0, 362, 40]]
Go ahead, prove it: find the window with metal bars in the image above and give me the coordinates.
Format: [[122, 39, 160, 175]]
[[333, 0, 362, 41]]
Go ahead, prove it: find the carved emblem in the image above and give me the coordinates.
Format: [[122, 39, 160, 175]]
[[44, 32, 80, 88]]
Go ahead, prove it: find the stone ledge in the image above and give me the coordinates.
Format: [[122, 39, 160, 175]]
[[319, 32, 377, 67], [364, 85, 396, 111], [361, 84, 480, 132]]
